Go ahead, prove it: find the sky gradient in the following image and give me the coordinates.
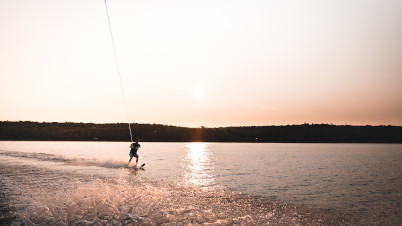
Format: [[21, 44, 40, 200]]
[[1, 0, 401, 127]]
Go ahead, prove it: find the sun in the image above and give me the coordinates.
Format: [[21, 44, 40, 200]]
[[194, 87, 205, 101]]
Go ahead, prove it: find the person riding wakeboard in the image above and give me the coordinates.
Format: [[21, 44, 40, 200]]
[[128, 138, 141, 167]]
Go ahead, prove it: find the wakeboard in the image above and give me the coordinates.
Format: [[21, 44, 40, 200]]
[[130, 163, 145, 170]]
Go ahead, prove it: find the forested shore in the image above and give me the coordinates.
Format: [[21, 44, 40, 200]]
[[0, 121, 401, 143]]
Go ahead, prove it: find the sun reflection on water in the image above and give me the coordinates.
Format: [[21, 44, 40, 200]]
[[183, 143, 214, 187]]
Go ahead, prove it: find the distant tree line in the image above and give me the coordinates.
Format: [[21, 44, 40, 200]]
[[0, 121, 401, 143]]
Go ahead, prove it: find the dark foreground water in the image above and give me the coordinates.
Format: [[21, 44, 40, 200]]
[[0, 142, 401, 225]]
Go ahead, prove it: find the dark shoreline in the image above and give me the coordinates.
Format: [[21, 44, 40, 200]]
[[1, 140, 402, 145], [1, 121, 401, 143]]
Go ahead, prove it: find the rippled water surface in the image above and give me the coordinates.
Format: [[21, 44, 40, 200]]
[[0, 141, 401, 225]]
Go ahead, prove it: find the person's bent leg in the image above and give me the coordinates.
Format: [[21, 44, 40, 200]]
[[136, 156, 139, 166]]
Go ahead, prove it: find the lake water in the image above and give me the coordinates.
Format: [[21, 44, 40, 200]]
[[0, 141, 401, 225]]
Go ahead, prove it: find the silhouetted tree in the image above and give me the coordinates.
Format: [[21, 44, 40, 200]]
[[0, 121, 401, 143]]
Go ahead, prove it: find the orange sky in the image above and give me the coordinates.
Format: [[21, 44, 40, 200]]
[[1, 0, 401, 127]]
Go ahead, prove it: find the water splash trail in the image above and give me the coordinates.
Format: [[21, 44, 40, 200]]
[[0, 151, 126, 169]]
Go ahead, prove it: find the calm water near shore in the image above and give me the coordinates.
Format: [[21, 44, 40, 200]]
[[1, 141, 401, 225]]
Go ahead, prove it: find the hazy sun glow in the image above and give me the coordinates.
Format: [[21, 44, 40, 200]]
[[194, 87, 205, 101], [0, 0, 401, 127]]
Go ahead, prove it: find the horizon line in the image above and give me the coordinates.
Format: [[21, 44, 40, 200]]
[[1, 120, 401, 128]]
